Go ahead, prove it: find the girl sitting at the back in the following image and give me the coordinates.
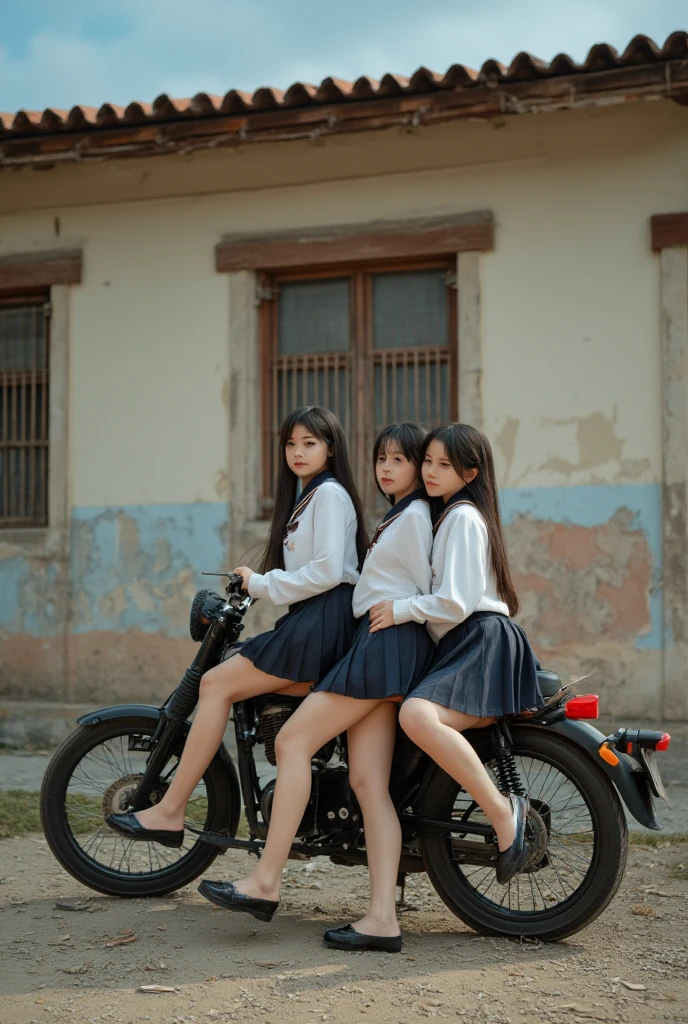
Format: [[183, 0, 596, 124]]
[[386, 423, 543, 885]]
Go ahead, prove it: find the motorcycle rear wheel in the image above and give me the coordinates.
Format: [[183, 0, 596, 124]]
[[419, 726, 628, 941], [40, 716, 235, 897]]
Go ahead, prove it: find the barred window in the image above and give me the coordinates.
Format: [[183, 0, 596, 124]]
[[261, 261, 457, 513], [0, 296, 50, 527]]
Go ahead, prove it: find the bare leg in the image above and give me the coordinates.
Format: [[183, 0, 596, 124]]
[[346, 702, 401, 937], [135, 655, 310, 831], [232, 692, 383, 901], [399, 699, 516, 851]]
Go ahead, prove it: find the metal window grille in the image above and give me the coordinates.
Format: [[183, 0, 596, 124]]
[[262, 263, 457, 512], [0, 298, 50, 527]]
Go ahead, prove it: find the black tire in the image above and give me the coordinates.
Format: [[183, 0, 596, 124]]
[[419, 726, 628, 941], [40, 716, 235, 898]]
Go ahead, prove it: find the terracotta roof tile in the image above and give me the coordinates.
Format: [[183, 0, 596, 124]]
[[0, 31, 685, 140]]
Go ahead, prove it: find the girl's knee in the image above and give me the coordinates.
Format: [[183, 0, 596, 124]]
[[399, 699, 434, 742], [349, 772, 389, 806], [199, 664, 232, 703], [274, 722, 306, 764]]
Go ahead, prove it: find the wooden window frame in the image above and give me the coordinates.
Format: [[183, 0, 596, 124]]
[[0, 291, 51, 528], [259, 255, 458, 510], [651, 212, 688, 251]]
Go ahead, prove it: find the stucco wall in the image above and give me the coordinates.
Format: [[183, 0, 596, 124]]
[[1, 98, 687, 714]]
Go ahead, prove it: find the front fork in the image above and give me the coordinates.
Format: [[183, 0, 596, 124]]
[[128, 620, 226, 812]]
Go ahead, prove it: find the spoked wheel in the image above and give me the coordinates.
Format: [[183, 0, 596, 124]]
[[40, 716, 236, 897], [419, 726, 628, 941]]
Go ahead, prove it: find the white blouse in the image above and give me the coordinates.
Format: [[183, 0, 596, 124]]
[[392, 502, 508, 642], [353, 496, 433, 619], [247, 479, 359, 606]]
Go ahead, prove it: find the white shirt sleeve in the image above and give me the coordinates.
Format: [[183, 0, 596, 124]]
[[247, 485, 352, 605], [392, 509, 488, 627]]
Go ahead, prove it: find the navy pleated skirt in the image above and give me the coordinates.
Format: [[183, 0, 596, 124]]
[[407, 611, 543, 718], [313, 612, 434, 700], [239, 583, 356, 683]]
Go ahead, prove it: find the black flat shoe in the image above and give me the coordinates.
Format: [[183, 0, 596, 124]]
[[106, 812, 184, 849], [323, 924, 402, 953], [198, 880, 279, 923], [496, 794, 530, 885]]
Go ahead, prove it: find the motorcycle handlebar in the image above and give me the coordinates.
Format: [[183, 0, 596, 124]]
[[201, 571, 248, 598]]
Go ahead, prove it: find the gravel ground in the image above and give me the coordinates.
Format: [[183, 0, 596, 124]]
[[1, 836, 687, 1024]]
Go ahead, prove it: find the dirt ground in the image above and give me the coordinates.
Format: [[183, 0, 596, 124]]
[[1, 838, 687, 1024]]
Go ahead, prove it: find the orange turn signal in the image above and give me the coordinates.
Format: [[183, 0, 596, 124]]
[[565, 694, 599, 719], [599, 742, 620, 766]]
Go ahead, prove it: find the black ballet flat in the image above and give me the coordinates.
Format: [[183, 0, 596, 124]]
[[496, 794, 530, 885], [106, 812, 184, 849], [198, 880, 279, 923], [323, 924, 402, 953]]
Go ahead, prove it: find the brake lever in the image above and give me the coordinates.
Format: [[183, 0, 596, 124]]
[[201, 570, 250, 601]]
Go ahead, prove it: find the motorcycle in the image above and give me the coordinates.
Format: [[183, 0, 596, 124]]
[[40, 573, 671, 941]]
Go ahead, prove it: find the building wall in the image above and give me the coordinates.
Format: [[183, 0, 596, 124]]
[[1, 98, 687, 714]]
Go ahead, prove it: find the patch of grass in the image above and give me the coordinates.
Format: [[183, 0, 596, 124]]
[[0, 790, 249, 840], [0, 790, 43, 838], [628, 830, 688, 846], [670, 862, 688, 880]]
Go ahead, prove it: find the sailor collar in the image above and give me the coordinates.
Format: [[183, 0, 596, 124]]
[[433, 492, 475, 535], [368, 488, 427, 550], [284, 470, 336, 539]]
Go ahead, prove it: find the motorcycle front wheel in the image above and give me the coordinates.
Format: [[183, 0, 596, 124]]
[[40, 716, 236, 898], [419, 725, 628, 941]]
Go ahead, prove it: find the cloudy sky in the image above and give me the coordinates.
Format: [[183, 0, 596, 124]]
[[1, 0, 686, 114]]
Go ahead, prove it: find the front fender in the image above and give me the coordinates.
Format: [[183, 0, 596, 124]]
[[77, 704, 163, 727], [523, 717, 662, 831], [76, 703, 242, 837]]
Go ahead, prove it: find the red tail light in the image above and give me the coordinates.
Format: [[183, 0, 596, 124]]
[[565, 694, 599, 719], [656, 732, 671, 751]]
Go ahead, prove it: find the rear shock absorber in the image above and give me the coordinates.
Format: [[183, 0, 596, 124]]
[[492, 722, 526, 797]]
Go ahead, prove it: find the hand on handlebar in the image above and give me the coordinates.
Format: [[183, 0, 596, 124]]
[[232, 567, 254, 592]]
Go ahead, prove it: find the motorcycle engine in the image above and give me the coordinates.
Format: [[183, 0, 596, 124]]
[[260, 764, 359, 839]]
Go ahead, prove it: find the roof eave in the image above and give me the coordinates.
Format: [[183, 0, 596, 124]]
[[2, 60, 687, 170]]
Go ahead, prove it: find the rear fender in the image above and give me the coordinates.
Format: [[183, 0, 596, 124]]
[[76, 703, 241, 836], [520, 718, 662, 830]]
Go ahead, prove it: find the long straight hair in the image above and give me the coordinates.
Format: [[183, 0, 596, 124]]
[[259, 406, 368, 573], [373, 422, 428, 504], [425, 423, 519, 616]]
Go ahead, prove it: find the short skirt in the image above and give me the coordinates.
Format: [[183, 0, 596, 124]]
[[407, 611, 543, 718], [238, 582, 356, 684], [313, 612, 434, 700]]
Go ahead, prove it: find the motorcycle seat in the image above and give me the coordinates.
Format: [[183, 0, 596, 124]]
[[537, 669, 563, 697]]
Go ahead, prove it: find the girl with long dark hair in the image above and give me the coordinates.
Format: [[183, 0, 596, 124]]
[[107, 406, 367, 846], [392, 423, 543, 885], [199, 423, 434, 952]]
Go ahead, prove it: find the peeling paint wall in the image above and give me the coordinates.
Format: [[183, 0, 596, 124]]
[[502, 485, 662, 716], [1, 504, 230, 702], [0, 99, 686, 714]]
